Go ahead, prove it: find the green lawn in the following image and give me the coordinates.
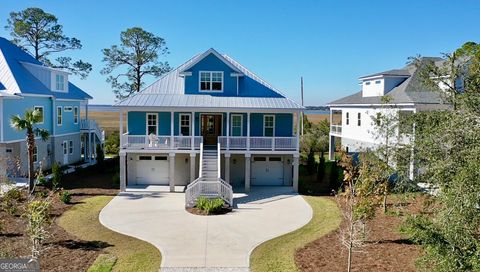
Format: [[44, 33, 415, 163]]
[[250, 196, 341, 272], [58, 196, 161, 272]]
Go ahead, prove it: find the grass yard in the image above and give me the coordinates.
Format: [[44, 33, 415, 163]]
[[250, 196, 341, 272], [58, 196, 161, 272]]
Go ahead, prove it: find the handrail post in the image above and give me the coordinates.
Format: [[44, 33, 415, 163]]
[[199, 143, 203, 178], [217, 142, 221, 179]]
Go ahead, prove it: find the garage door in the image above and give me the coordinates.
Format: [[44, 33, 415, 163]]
[[251, 156, 284, 186], [135, 155, 169, 185]]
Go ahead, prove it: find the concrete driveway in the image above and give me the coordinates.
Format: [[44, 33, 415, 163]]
[[99, 187, 312, 270]]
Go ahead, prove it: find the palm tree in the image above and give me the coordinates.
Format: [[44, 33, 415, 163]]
[[10, 109, 50, 193]]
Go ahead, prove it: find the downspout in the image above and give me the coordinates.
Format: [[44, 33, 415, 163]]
[[51, 97, 56, 165]]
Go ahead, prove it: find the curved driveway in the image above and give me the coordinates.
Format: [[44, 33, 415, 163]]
[[99, 187, 312, 270]]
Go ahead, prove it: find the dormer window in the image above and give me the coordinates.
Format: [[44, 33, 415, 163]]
[[55, 74, 65, 91], [365, 81, 371, 85], [200, 71, 223, 91]]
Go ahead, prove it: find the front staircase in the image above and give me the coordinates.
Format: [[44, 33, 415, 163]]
[[185, 143, 233, 208]]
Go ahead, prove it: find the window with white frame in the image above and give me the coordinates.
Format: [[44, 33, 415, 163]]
[[231, 114, 243, 136], [146, 113, 157, 135], [73, 107, 79, 124], [346, 112, 349, 125], [69, 140, 74, 154], [55, 74, 65, 91], [34, 106, 44, 124], [263, 115, 275, 137], [57, 106, 62, 125], [200, 71, 223, 91], [64, 106, 73, 112], [63, 141, 68, 155], [47, 144, 52, 156], [33, 146, 38, 163], [179, 114, 191, 136], [357, 112, 361, 126]]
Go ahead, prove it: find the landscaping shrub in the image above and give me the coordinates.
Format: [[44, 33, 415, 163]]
[[96, 144, 104, 166], [59, 191, 72, 204], [112, 172, 120, 186], [329, 162, 341, 191], [196, 197, 224, 215], [23, 199, 52, 259], [306, 151, 316, 174], [1, 187, 22, 215], [317, 155, 325, 182], [51, 162, 62, 189], [104, 132, 120, 155], [0, 219, 4, 233]]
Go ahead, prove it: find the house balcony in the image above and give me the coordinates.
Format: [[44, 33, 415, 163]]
[[218, 136, 298, 151], [330, 125, 342, 136], [121, 134, 298, 151], [121, 133, 203, 150]]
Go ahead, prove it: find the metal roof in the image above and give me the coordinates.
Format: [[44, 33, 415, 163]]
[[0, 37, 92, 100], [328, 58, 445, 106], [116, 49, 303, 110], [359, 69, 411, 79]]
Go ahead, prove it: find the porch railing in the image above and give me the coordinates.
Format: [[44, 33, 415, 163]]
[[121, 133, 203, 150], [218, 136, 297, 151]]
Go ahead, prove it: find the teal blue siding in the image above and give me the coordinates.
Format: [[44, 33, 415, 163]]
[[55, 100, 80, 135], [3, 96, 53, 141], [128, 112, 146, 135], [126, 112, 294, 137]]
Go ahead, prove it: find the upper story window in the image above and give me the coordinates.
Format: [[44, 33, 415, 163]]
[[263, 115, 275, 137], [357, 113, 361, 126], [375, 80, 381, 84], [200, 71, 223, 91], [365, 81, 371, 85], [55, 74, 65, 91], [346, 112, 349, 125], [34, 106, 44, 124], [74, 107, 79, 124]]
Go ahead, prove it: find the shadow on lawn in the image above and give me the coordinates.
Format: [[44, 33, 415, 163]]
[[51, 239, 113, 251]]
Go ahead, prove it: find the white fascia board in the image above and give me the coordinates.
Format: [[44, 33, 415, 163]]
[[115, 106, 303, 113], [359, 74, 409, 80], [230, 72, 244, 77], [18, 93, 53, 98], [20, 61, 71, 75], [55, 98, 85, 102], [179, 48, 242, 74], [179, 71, 192, 76], [327, 103, 416, 107]]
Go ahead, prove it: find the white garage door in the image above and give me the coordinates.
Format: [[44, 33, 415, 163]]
[[251, 156, 284, 186], [135, 155, 169, 185]]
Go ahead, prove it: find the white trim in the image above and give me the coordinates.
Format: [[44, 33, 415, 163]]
[[56, 98, 90, 102], [198, 71, 224, 92], [230, 114, 243, 136], [64, 106, 73, 112], [73, 106, 79, 124], [33, 106, 44, 124], [20, 61, 71, 74], [327, 103, 417, 107], [115, 106, 303, 114], [0, 132, 81, 144], [179, 48, 243, 74], [63, 140, 68, 155], [146, 113, 158, 135], [263, 114, 275, 137], [179, 113, 192, 136], [56, 106, 62, 126]]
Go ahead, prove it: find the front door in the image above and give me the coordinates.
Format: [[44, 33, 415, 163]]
[[63, 141, 68, 165], [201, 114, 222, 145]]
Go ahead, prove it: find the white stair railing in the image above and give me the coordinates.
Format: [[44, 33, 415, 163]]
[[185, 142, 233, 208]]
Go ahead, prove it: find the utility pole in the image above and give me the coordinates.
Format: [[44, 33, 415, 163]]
[[301, 76, 304, 135]]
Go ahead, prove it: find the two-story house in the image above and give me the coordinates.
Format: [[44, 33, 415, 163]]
[[327, 57, 448, 179], [116, 48, 304, 206], [0, 37, 101, 179]]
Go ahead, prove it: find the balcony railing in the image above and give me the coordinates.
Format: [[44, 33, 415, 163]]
[[121, 133, 202, 150], [330, 125, 342, 135], [218, 136, 297, 151]]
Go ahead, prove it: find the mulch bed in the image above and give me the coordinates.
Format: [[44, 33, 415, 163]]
[[295, 195, 425, 272], [0, 159, 119, 271], [186, 206, 232, 216]]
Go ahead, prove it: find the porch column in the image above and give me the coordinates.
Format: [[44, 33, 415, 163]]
[[329, 135, 335, 161], [170, 112, 174, 149], [83, 136, 87, 162], [247, 112, 251, 151], [296, 111, 300, 151], [119, 110, 124, 149], [190, 153, 196, 183], [226, 112, 230, 150], [93, 132, 97, 160], [293, 154, 299, 192], [169, 152, 175, 192], [191, 111, 195, 150], [119, 152, 126, 191], [88, 132, 92, 162], [245, 154, 251, 192], [225, 153, 231, 183], [85, 100, 89, 120]]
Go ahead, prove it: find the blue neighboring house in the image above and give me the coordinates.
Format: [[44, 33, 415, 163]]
[[116, 48, 304, 206], [0, 37, 101, 179]]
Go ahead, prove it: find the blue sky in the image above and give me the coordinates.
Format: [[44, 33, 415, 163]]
[[1, 0, 479, 105]]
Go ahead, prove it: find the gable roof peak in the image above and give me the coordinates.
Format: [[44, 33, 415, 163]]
[[179, 48, 243, 74]]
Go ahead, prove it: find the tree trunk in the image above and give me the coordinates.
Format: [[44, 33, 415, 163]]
[[383, 191, 387, 213], [347, 221, 354, 272], [27, 129, 35, 194]]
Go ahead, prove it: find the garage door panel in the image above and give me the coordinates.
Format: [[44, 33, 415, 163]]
[[134, 155, 169, 185], [251, 157, 284, 186]]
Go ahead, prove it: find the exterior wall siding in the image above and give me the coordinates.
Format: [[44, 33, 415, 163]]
[[54, 100, 81, 135], [52, 133, 81, 166]]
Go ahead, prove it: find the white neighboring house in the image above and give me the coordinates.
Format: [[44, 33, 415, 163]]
[[327, 58, 449, 178]]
